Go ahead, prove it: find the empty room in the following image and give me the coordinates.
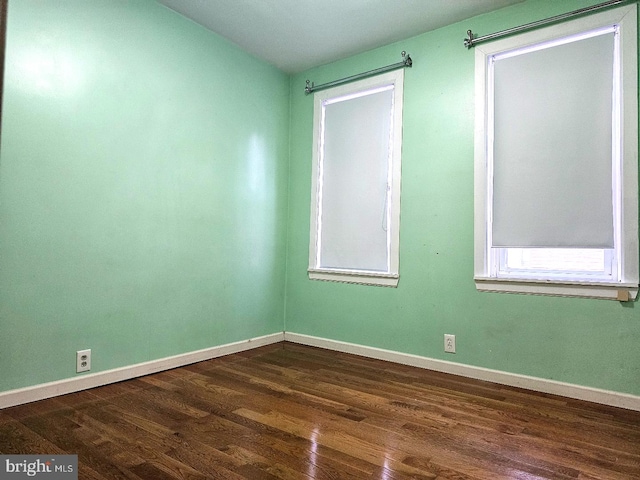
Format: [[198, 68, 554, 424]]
[[1, 0, 639, 478]]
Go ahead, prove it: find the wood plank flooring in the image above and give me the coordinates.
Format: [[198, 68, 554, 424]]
[[1, 342, 639, 479]]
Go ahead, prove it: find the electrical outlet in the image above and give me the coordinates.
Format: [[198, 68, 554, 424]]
[[76, 349, 91, 373], [444, 334, 456, 353]]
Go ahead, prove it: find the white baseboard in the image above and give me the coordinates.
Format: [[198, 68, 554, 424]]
[[284, 332, 640, 412], [0, 332, 284, 409], [4, 331, 638, 412]]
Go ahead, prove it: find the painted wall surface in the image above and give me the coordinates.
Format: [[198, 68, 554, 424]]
[[286, 0, 640, 396], [2, 0, 638, 401], [0, 0, 290, 391]]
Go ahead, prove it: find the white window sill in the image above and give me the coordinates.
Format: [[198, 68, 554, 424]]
[[308, 269, 399, 287], [474, 277, 638, 301]]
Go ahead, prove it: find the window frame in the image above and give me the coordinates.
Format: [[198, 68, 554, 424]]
[[473, 5, 638, 300], [308, 69, 404, 287]]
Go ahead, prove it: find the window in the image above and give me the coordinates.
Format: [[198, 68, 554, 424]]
[[474, 5, 638, 300], [308, 70, 404, 286]]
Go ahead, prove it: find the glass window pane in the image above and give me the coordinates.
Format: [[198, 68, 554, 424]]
[[504, 248, 605, 272]]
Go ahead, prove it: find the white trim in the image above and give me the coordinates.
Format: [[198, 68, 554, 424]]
[[475, 277, 638, 300], [0, 332, 284, 409], [308, 69, 404, 287], [473, 4, 638, 299], [284, 332, 640, 412], [308, 268, 399, 287], [4, 331, 639, 412], [617, 4, 639, 286]]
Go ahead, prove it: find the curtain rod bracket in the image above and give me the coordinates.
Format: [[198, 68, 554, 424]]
[[464, 30, 476, 49], [305, 80, 314, 95], [304, 51, 412, 95], [401, 50, 412, 67]]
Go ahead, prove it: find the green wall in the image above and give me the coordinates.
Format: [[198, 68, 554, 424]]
[[2, 0, 638, 400], [0, 0, 290, 391], [285, 0, 640, 396]]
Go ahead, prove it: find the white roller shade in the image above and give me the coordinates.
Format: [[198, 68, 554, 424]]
[[491, 30, 615, 248], [318, 87, 394, 271]]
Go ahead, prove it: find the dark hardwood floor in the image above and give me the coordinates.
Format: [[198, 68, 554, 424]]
[[1, 342, 639, 479]]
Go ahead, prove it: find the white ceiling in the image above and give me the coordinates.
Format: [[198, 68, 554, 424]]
[[156, 0, 524, 73]]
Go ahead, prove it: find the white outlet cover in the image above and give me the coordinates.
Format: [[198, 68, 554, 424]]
[[444, 334, 456, 353], [76, 349, 91, 373]]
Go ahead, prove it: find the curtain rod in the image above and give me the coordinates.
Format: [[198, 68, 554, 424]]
[[464, 0, 634, 48], [304, 51, 412, 95]]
